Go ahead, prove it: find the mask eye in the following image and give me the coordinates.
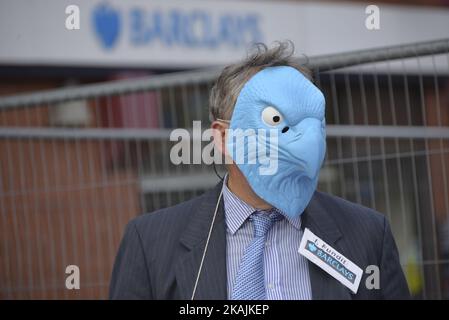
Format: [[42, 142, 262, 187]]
[[261, 106, 283, 126]]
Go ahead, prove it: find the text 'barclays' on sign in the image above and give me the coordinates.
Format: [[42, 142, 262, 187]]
[[92, 3, 264, 50]]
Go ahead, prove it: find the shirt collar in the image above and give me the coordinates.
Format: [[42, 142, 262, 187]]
[[222, 175, 302, 234]]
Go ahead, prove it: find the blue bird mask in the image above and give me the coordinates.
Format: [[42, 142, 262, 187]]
[[226, 66, 326, 219]]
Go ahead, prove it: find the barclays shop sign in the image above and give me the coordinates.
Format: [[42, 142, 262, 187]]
[[4, 0, 444, 68], [0, 0, 305, 68]]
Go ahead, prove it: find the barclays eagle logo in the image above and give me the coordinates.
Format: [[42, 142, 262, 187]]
[[307, 242, 317, 253], [92, 3, 121, 50]]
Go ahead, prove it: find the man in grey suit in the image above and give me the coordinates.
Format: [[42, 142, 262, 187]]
[[109, 42, 410, 300]]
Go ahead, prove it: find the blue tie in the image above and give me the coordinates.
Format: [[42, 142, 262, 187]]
[[231, 210, 282, 300]]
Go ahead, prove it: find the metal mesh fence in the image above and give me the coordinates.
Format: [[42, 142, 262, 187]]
[[1, 39, 449, 299]]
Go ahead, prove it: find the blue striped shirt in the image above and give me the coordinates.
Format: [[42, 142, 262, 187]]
[[223, 178, 312, 300]]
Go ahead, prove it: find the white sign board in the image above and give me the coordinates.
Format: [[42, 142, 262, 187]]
[[0, 0, 448, 68]]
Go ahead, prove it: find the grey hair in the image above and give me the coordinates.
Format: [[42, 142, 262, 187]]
[[209, 40, 311, 122]]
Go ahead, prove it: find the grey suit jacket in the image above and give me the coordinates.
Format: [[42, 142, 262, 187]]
[[109, 182, 410, 300]]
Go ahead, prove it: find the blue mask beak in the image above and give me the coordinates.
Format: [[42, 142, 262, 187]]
[[281, 117, 326, 181]]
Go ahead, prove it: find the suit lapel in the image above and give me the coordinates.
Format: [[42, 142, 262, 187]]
[[175, 183, 228, 300], [302, 192, 351, 300]]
